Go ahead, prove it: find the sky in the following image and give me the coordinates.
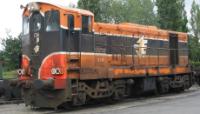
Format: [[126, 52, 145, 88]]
[[0, 0, 199, 49], [185, 0, 200, 18]]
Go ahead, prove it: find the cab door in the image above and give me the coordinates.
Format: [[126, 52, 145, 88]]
[[169, 33, 179, 67], [80, 15, 96, 79]]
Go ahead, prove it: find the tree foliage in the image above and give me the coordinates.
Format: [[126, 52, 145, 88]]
[[156, 0, 188, 32], [78, 0, 113, 22], [189, 1, 200, 62], [0, 34, 21, 71], [188, 36, 200, 62], [191, 0, 200, 39], [78, 0, 157, 25], [119, 0, 156, 25]]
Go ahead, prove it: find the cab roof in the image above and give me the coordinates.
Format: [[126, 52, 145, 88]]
[[23, 2, 94, 16]]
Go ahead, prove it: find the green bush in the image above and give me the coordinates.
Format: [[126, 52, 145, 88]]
[[3, 70, 18, 79]]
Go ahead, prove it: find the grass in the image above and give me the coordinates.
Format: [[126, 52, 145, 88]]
[[3, 70, 18, 79]]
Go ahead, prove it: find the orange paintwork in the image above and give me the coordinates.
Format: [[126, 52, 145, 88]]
[[19, 55, 31, 80], [79, 54, 189, 79], [20, 52, 189, 80], [36, 53, 189, 80], [39, 53, 68, 80]]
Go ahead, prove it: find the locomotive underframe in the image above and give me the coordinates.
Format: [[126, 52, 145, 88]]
[[22, 72, 194, 108]]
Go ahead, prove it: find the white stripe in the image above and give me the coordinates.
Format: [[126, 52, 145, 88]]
[[60, 26, 81, 31], [22, 55, 30, 61], [61, 25, 68, 30], [74, 28, 81, 30]]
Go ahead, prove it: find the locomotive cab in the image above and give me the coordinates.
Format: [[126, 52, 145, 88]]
[[20, 2, 94, 81]]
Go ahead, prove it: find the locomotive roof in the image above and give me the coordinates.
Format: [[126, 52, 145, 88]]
[[94, 22, 188, 42]]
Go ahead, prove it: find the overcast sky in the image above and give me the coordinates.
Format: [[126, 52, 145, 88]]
[[0, 0, 199, 49]]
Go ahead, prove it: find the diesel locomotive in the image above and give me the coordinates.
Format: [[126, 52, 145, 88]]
[[18, 2, 194, 108]]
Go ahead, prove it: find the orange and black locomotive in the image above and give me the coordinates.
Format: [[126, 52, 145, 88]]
[[18, 2, 194, 108]]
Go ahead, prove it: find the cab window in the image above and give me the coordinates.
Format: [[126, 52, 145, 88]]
[[68, 14, 74, 30], [45, 10, 60, 32], [23, 17, 29, 35], [82, 16, 91, 33], [31, 13, 42, 32]]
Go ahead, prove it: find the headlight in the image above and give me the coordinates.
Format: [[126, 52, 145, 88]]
[[17, 69, 25, 75], [27, 2, 40, 12], [51, 68, 63, 75]]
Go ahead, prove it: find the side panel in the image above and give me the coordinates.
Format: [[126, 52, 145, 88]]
[[77, 33, 189, 80]]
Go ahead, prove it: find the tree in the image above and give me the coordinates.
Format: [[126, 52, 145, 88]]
[[78, 0, 113, 22], [189, 1, 200, 62], [78, 0, 157, 25], [121, 0, 157, 25], [156, 0, 188, 32], [188, 36, 200, 62], [191, 0, 200, 39], [0, 33, 22, 71]]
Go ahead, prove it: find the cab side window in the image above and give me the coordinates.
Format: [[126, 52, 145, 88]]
[[68, 14, 74, 31], [82, 16, 91, 33], [45, 10, 60, 32]]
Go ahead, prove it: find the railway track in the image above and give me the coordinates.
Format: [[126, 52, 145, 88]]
[[0, 98, 23, 105]]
